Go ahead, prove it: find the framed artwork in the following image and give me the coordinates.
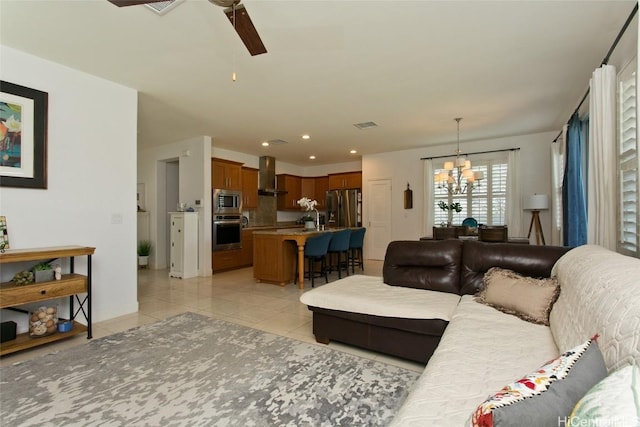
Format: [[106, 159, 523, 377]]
[[0, 216, 8, 251], [0, 81, 48, 189]]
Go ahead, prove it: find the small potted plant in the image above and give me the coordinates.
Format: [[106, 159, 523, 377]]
[[137, 240, 152, 268], [33, 262, 54, 283], [297, 197, 318, 230]]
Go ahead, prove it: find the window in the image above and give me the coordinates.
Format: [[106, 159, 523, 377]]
[[433, 159, 508, 226], [617, 58, 639, 257]]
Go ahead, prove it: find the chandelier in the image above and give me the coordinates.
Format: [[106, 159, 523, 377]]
[[436, 118, 483, 195]]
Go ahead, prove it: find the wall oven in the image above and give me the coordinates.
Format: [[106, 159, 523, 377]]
[[213, 189, 242, 215], [212, 214, 242, 251]]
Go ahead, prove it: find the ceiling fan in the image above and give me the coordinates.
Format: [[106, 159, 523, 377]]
[[107, 0, 267, 56]]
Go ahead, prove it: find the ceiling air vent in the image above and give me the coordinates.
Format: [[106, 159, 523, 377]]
[[353, 121, 378, 130], [145, 0, 183, 15], [267, 139, 289, 146]]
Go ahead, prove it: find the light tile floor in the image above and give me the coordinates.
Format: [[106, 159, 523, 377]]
[[1, 261, 424, 373]]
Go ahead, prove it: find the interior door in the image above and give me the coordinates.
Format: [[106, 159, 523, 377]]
[[367, 179, 392, 260]]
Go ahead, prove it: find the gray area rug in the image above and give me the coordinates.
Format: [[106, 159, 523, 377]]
[[0, 312, 419, 426]]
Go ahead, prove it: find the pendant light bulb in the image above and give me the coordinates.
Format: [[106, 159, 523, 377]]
[[232, 71, 236, 82]]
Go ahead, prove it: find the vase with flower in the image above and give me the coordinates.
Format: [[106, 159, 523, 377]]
[[298, 197, 319, 230], [438, 201, 462, 227]]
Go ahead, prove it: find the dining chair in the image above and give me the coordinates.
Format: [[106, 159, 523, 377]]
[[478, 225, 508, 243], [327, 229, 351, 279], [294, 232, 333, 287], [433, 226, 459, 240], [347, 227, 366, 274]]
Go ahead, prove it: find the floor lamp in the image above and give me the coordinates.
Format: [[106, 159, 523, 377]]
[[524, 194, 549, 245]]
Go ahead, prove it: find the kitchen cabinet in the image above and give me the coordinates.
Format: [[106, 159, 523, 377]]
[[240, 229, 254, 266], [328, 172, 362, 190], [212, 249, 242, 272], [300, 176, 329, 210], [169, 212, 199, 279], [212, 158, 242, 190], [241, 167, 259, 209], [300, 177, 316, 201], [277, 174, 302, 210], [0, 245, 94, 356], [314, 176, 329, 209]]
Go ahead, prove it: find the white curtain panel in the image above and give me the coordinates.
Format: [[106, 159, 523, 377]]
[[423, 159, 435, 237], [506, 150, 523, 236], [550, 125, 567, 246], [588, 64, 617, 250]]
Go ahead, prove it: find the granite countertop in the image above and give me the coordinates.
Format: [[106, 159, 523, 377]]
[[252, 228, 317, 235], [244, 223, 301, 231]]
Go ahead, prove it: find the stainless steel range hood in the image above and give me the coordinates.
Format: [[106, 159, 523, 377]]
[[258, 156, 287, 195]]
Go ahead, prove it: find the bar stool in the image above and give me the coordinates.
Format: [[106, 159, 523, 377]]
[[327, 229, 351, 279], [294, 233, 332, 287], [348, 227, 366, 274]]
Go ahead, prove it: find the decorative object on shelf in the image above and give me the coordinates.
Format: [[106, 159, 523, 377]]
[[297, 197, 319, 231], [33, 262, 54, 283], [54, 264, 62, 280], [524, 194, 549, 245], [137, 240, 152, 268], [11, 270, 34, 286], [438, 201, 462, 226], [404, 183, 413, 209], [435, 118, 483, 195], [0, 216, 8, 252], [0, 81, 48, 189], [57, 319, 73, 333], [29, 305, 58, 337]]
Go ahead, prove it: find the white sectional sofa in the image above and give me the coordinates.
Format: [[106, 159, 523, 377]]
[[301, 242, 640, 426]]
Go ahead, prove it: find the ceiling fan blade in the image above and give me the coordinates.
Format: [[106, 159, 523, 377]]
[[107, 0, 166, 7], [224, 4, 267, 56]]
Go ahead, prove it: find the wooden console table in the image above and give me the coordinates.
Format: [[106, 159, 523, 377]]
[[0, 246, 95, 356]]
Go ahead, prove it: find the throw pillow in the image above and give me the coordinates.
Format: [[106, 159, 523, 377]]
[[476, 267, 559, 325], [467, 337, 607, 427], [568, 364, 640, 427]]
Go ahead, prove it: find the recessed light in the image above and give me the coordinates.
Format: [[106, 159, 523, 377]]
[[309, 155, 316, 160], [261, 141, 269, 147], [350, 149, 357, 154], [302, 134, 310, 140]]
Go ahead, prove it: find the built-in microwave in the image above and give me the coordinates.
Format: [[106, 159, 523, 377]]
[[213, 189, 242, 214]]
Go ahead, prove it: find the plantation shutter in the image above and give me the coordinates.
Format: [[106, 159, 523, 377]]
[[617, 60, 639, 256], [433, 159, 508, 226]]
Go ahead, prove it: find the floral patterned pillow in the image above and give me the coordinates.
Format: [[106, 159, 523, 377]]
[[568, 364, 640, 427], [467, 337, 607, 427]]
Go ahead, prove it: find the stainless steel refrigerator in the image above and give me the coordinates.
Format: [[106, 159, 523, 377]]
[[325, 189, 362, 227]]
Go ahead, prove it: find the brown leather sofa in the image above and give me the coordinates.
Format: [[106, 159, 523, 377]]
[[306, 239, 570, 363]]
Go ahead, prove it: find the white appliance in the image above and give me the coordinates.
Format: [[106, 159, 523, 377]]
[[169, 212, 199, 279]]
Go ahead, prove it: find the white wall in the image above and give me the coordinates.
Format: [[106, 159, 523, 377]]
[[362, 131, 556, 244], [0, 46, 138, 323], [138, 136, 212, 275]]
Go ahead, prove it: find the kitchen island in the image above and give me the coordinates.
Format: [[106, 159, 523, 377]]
[[253, 228, 324, 288]]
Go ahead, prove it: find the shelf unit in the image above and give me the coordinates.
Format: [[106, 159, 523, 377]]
[[0, 246, 95, 356]]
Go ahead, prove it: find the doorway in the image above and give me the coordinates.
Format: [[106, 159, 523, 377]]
[[165, 160, 179, 267], [366, 179, 392, 260]]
